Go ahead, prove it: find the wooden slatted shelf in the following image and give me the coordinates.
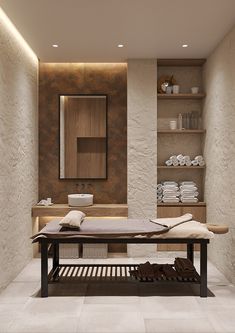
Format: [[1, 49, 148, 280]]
[[49, 263, 200, 284], [157, 93, 205, 99]]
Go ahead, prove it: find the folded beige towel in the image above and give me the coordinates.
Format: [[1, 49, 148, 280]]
[[59, 210, 86, 229]]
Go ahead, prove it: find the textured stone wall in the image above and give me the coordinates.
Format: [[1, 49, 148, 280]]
[[39, 63, 127, 204], [0, 9, 38, 290], [203, 25, 235, 283], [127, 59, 157, 256]]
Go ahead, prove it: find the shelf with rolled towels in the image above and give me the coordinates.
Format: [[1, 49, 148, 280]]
[[163, 154, 205, 167]]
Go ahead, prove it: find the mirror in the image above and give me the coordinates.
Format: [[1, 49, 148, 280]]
[[60, 94, 107, 179]]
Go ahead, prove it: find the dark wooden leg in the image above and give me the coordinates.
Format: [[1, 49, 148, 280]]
[[41, 240, 48, 297], [187, 243, 194, 264], [200, 241, 207, 298], [52, 243, 59, 280]]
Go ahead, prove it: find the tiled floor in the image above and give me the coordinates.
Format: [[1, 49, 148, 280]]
[[0, 256, 234, 333]]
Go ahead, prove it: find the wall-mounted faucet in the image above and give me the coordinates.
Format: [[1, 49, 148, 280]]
[[76, 183, 93, 194]]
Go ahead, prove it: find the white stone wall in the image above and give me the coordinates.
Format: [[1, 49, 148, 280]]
[[127, 59, 157, 256], [203, 25, 235, 283], [0, 9, 38, 290]]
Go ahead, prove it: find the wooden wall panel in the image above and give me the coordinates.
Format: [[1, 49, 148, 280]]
[[39, 63, 127, 203]]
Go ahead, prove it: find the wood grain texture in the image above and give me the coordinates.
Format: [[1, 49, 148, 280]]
[[32, 204, 128, 217], [63, 96, 107, 178], [77, 138, 106, 178], [157, 59, 206, 66], [39, 63, 127, 203]]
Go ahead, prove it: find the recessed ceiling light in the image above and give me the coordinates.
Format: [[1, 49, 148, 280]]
[[52, 44, 58, 48], [118, 44, 124, 48], [182, 44, 188, 48]]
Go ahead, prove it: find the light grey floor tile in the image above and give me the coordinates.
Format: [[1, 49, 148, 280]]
[[77, 311, 145, 333], [8, 314, 78, 333], [145, 318, 215, 333], [0, 282, 40, 304]]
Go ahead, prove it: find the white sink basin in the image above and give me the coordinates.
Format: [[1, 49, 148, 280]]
[[68, 194, 93, 207]]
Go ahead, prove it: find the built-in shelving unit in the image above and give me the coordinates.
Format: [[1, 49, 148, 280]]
[[157, 58, 206, 227]]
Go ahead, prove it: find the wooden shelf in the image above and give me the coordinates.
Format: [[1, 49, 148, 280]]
[[77, 136, 106, 138], [157, 93, 205, 100], [158, 166, 205, 169], [32, 204, 128, 218], [157, 129, 205, 134], [157, 202, 206, 207]]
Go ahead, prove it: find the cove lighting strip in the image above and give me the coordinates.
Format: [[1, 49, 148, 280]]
[[0, 7, 38, 62]]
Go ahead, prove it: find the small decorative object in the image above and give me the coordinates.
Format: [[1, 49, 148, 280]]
[[191, 87, 199, 94], [169, 120, 177, 130], [178, 113, 183, 130], [157, 75, 177, 93], [173, 85, 180, 94], [166, 86, 172, 94]]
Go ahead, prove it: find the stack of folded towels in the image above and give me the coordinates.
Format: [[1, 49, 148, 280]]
[[161, 181, 180, 203], [59, 210, 86, 229], [179, 181, 199, 203]]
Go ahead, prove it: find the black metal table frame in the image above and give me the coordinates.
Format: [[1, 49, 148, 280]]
[[40, 237, 209, 298]]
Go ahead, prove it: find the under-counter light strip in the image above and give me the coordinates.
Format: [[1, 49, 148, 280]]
[[0, 7, 38, 62]]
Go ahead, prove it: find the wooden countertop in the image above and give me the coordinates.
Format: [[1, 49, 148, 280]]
[[32, 204, 128, 217]]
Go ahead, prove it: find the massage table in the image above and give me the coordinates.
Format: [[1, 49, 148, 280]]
[[32, 215, 216, 298]]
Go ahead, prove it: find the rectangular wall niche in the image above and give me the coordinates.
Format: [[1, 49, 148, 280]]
[[60, 95, 107, 179]]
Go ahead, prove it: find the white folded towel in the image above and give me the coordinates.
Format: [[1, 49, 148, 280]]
[[180, 181, 196, 186], [163, 181, 178, 186], [163, 198, 180, 203], [59, 210, 86, 229], [181, 198, 198, 203], [180, 185, 198, 191], [180, 191, 199, 197]]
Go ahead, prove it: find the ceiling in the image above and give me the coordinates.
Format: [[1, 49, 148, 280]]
[[1, 0, 235, 62]]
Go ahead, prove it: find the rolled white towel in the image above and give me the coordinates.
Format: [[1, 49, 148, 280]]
[[157, 184, 162, 190], [195, 155, 204, 162], [177, 154, 184, 161], [198, 160, 205, 166], [185, 160, 192, 167], [59, 210, 86, 229], [184, 155, 191, 162], [179, 160, 185, 166], [169, 155, 177, 162], [172, 160, 179, 166], [191, 160, 199, 166], [165, 159, 173, 166]]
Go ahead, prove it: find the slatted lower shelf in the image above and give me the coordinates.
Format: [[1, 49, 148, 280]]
[[49, 264, 200, 284]]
